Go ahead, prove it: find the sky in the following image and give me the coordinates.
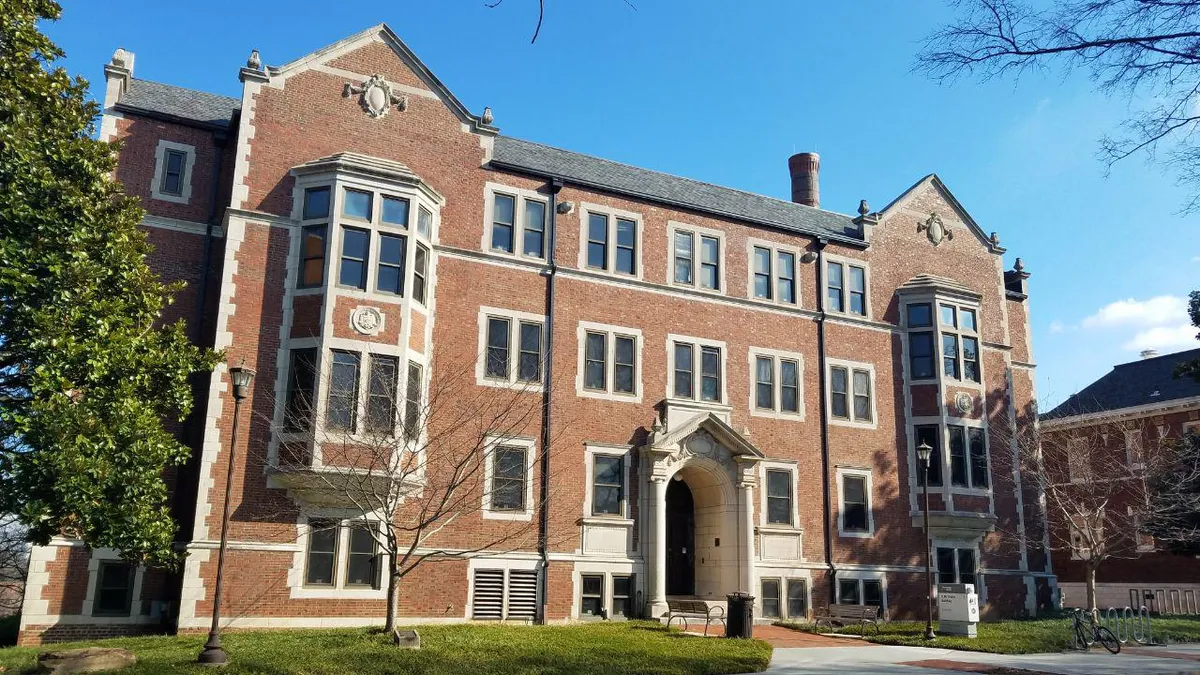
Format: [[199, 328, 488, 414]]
[[43, 0, 1200, 408]]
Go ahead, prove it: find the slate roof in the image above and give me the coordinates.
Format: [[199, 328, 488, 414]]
[[490, 137, 861, 243], [116, 79, 241, 130], [1043, 347, 1200, 420]]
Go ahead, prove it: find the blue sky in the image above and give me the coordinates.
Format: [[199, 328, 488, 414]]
[[45, 0, 1200, 408]]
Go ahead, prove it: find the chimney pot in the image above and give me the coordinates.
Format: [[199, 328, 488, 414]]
[[1140, 349, 1160, 360], [788, 152, 820, 209]]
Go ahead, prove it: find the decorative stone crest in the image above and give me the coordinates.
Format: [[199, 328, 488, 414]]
[[918, 212, 953, 247], [954, 391, 974, 414], [342, 74, 409, 119], [667, 430, 727, 468], [350, 305, 385, 336]]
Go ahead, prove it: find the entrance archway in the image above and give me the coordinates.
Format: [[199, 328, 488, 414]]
[[665, 478, 695, 596]]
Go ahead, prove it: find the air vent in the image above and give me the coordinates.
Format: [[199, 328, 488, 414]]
[[471, 569, 504, 619], [507, 569, 538, 620]]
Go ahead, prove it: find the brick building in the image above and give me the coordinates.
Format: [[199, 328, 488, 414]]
[[1041, 347, 1200, 613], [17, 25, 1051, 644]]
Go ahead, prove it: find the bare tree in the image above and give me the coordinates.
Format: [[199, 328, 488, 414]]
[[263, 343, 572, 633], [1141, 430, 1200, 553], [918, 0, 1200, 211], [0, 513, 28, 616]]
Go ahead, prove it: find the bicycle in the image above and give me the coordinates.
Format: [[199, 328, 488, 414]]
[[1072, 608, 1121, 654]]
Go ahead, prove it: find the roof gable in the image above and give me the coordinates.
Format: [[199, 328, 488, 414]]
[[879, 174, 1005, 255]]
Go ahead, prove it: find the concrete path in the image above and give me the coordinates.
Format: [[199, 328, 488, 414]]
[[757, 642, 1200, 674]]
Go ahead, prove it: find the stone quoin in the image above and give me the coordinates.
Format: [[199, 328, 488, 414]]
[[17, 24, 1052, 645]]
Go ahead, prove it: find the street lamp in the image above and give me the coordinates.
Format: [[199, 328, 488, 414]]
[[198, 360, 255, 666], [916, 441, 936, 641]]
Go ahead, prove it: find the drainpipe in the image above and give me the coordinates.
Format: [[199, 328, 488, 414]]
[[814, 238, 837, 604], [194, 133, 226, 345], [537, 178, 563, 624]]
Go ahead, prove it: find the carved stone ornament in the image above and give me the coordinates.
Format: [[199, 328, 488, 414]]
[[954, 391, 974, 414], [342, 74, 409, 119], [350, 306, 385, 336], [667, 430, 727, 468], [918, 212, 954, 247]]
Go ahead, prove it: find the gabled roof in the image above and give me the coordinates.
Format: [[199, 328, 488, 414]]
[[1043, 347, 1200, 420], [491, 137, 862, 244], [115, 78, 240, 131], [880, 174, 1005, 255], [896, 273, 981, 301], [650, 411, 765, 459]]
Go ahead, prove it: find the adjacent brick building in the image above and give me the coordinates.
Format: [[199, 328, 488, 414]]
[[18, 24, 1051, 644], [1042, 347, 1200, 613]]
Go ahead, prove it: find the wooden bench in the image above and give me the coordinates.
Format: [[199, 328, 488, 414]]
[[666, 599, 726, 636], [814, 603, 881, 635]]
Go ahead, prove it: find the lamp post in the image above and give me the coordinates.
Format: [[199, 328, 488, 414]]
[[916, 441, 936, 641], [198, 360, 255, 666]]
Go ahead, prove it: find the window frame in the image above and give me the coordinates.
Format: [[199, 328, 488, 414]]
[[837, 467, 874, 538], [482, 435, 537, 521], [667, 221, 725, 293], [300, 518, 385, 595], [337, 225, 371, 290], [590, 453, 626, 518], [668, 334, 727, 404], [374, 230, 408, 296], [836, 574, 887, 611], [150, 139, 195, 204], [748, 348, 805, 420], [758, 461, 799, 530], [490, 445, 528, 513], [765, 468, 795, 526], [484, 183, 549, 261], [934, 543, 981, 594], [364, 354, 399, 436], [827, 359, 877, 429], [325, 349, 362, 433], [1125, 429, 1146, 469], [746, 238, 802, 306], [936, 300, 983, 385], [284, 347, 319, 432], [91, 560, 136, 617], [476, 307, 547, 389], [576, 322, 643, 402], [823, 254, 870, 318], [579, 203, 643, 279], [584, 443, 634, 521], [761, 578, 782, 619], [298, 224, 328, 289]]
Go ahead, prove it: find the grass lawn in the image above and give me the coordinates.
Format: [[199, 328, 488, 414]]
[[776, 614, 1200, 654], [0, 621, 772, 675]]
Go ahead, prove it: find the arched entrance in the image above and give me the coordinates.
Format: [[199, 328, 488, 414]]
[[665, 479, 695, 596]]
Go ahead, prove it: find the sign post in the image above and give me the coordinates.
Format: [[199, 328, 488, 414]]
[[937, 583, 980, 638]]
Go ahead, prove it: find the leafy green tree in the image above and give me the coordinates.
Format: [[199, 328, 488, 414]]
[[0, 0, 219, 567], [1176, 291, 1200, 382]]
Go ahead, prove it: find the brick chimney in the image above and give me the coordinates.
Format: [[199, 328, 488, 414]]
[[788, 152, 820, 208]]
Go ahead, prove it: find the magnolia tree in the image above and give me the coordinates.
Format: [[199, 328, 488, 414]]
[[262, 346, 573, 633]]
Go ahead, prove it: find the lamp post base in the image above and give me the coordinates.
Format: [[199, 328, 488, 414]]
[[197, 632, 229, 667], [924, 623, 937, 640]]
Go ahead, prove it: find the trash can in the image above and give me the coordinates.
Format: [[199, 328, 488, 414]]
[[726, 592, 755, 638]]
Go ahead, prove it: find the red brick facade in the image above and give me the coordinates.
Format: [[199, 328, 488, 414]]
[[18, 25, 1050, 644]]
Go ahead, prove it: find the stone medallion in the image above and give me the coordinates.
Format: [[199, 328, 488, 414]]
[[954, 391, 974, 414], [918, 212, 954, 247], [342, 74, 409, 119], [350, 305, 385, 336]]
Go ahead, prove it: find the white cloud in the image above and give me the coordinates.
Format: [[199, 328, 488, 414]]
[[1122, 324, 1198, 352], [1049, 320, 1065, 334], [1081, 295, 1187, 329], [1192, 255, 1200, 263]]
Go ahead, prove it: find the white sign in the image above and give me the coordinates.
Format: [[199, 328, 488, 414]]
[[938, 584, 980, 623]]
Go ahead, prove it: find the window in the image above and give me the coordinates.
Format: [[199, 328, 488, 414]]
[[1125, 429, 1145, 468], [825, 256, 869, 316], [942, 334, 960, 379], [672, 226, 723, 291], [949, 426, 967, 487], [365, 355, 398, 435], [827, 260, 843, 311], [761, 579, 782, 618], [491, 446, 527, 512], [487, 186, 546, 259], [376, 232, 407, 295], [413, 243, 428, 304], [749, 241, 799, 305], [345, 525, 380, 588], [949, 426, 990, 489], [339, 227, 369, 289], [486, 317, 511, 379], [755, 356, 774, 410], [381, 195, 409, 227], [839, 578, 884, 607], [674, 231, 694, 285], [524, 200, 546, 258], [674, 343, 694, 399], [908, 303, 933, 328], [848, 266, 866, 316], [491, 193, 515, 253], [403, 361, 422, 439], [766, 469, 793, 525], [674, 339, 725, 402], [578, 324, 640, 400], [969, 428, 989, 489], [863, 580, 883, 607], [909, 332, 935, 380], [581, 575, 604, 617], [829, 362, 873, 425], [1067, 437, 1091, 482], [781, 360, 800, 414], [613, 575, 633, 618], [936, 547, 978, 588], [158, 149, 187, 195], [916, 425, 942, 487], [299, 225, 327, 288], [93, 561, 135, 616], [343, 188, 372, 220], [305, 519, 338, 586], [840, 472, 870, 535], [284, 348, 318, 431], [938, 301, 981, 384], [583, 208, 640, 275], [417, 205, 433, 238], [592, 455, 624, 516], [838, 578, 859, 605], [327, 351, 361, 432], [787, 579, 808, 619], [303, 185, 330, 219], [519, 321, 543, 383], [479, 311, 544, 386]]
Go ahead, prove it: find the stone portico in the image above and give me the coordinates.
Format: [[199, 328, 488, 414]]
[[642, 402, 764, 618]]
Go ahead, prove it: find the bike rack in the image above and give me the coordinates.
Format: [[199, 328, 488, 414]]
[[1087, 605, 1153, 647]]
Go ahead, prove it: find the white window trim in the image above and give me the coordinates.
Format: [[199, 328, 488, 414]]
[[823, 253, 871, 319], [570, 561, 639, 620], [290, 515, 388, 599], [666, 333, 729, 404], [932, 539, 985, 603], [1124, 429, 1146, 469], [666, 221, 726, 294], [748, 348, 806, 420], [475, 306, 548, 389], [575, 321, 644, 403], [834, 570, 888, 612], [83, 549, 147, 620], [836, 467, 875, 538], [944, 421, 992, 494], [759, 461, 800, 530], [745, 237, 803, 306], [578, 202, 644, 280], [482, 434, 537, 521], [826, 358, 878, 430], [483, 182, 549, 261], [584, 443, 635, 521], [937, 300, 984, 387], [150, 139, 195, 204]]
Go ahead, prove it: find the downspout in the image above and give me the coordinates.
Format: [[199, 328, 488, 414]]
[[194, 133, 226, 345], [537, 178, 563, 624], [814, 238, 837, 603]]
